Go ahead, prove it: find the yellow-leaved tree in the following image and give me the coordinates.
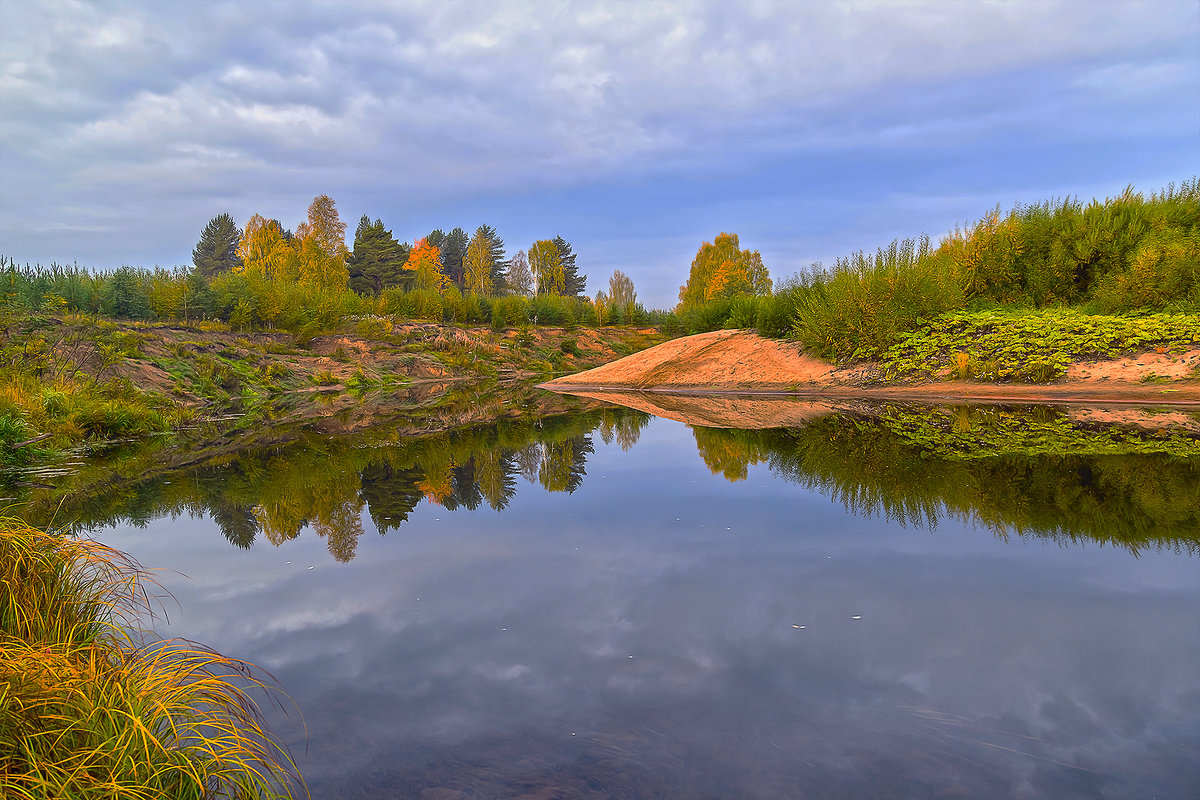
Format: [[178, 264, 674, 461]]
[[529, 239, 564, 295], [295, 194, 350, 290], [677, 233, 771, 309], [236, 215, 298, 282], [464, 229, 494, 296]]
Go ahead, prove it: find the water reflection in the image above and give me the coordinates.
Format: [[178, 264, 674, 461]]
[[29, 399, 1200, 558], [41, 397, 1200, 798]]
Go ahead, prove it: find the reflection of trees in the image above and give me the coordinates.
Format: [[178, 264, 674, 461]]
[[50, 406, 640, 559], [515, 444, 541, 484], [212, 502, 258, 550], [360, 462, 425, 533], [693, 407, 1200, 553], [598, 409, 651, 452], [35, 400, 1200, 560], [692, 426, 769, 481], [476, 450, 518, 511], [538, 436, 593, 494]]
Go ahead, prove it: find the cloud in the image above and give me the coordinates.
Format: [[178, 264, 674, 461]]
[[1, 0, 1196, 303]]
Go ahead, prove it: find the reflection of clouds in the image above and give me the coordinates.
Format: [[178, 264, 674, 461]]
[[97, 418, 1200, 797]]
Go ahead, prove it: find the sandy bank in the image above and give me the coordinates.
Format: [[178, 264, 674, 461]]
[[542, 329, 1200, 406]]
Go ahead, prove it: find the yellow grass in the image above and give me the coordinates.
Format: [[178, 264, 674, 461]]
[[0, 517, 306, 799]]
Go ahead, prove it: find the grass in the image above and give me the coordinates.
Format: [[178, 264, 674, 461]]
[[0, 517, 304, 799]]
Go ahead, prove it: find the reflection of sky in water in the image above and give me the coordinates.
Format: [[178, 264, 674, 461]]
[[97, 417, 1200, 799]]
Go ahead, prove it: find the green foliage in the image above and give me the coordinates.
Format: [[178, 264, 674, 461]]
[[490, 295, 529, 330], [347, 215, 411, 296], [788, 178, 1200, 361], [794, 236, 964, 361], [530, 293, 579, 326], [878, 309, 1200, 382], [191, 212, 243, 279]]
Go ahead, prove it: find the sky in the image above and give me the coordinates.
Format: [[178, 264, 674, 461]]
[[1, 0, 1197, 308]]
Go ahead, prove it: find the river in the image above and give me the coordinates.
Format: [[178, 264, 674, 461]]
[[29, 398, 1200, 798]]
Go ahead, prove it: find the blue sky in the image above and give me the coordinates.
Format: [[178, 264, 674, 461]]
[[1, 1, 1197, 308]]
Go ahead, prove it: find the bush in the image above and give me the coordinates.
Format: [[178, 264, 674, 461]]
[[491, 295, 529, 330]]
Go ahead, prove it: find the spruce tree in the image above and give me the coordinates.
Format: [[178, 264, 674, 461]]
[[192, 213, 242, 278]]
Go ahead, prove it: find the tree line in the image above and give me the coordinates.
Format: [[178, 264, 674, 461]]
[[1, 193, 668, 332]]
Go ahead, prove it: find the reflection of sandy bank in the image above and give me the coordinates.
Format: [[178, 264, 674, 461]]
[[565, 390, 851, 429]]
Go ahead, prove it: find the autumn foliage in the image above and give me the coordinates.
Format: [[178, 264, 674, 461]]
[[677, 233, 772, 310]]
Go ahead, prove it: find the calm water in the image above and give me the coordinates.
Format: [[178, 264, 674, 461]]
[[46, 400, 1200, 798]]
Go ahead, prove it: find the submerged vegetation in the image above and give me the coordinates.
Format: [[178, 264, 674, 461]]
[[0, 517, 302, 798]]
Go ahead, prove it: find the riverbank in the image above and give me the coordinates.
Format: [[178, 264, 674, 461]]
[[0, 313, 666, 471], [542, 328, 1200, 405], [0, 516, 302, 798]]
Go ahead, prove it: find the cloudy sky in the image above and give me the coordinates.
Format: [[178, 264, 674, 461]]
[[2, 0, 1197, 307]]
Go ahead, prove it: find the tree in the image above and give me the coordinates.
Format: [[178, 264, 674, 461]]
[[295, 194, 350, 290], [608, 269, 637, 320], [477, 224, 508, 294], [348, 215, 411, 295], [463, 228, 494, 295], [678, 233, 771, 309], [409, 237, 448, 290], [554, 236, 586, 297], [529, 239, 564, 295], [441, 227, 469, 287], [192, 213, 242, 278], [507, 249, 533, 296], [237, 215, 298, 282]]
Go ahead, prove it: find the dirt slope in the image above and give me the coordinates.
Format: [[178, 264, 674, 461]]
[[543, 329, 1200, 404]]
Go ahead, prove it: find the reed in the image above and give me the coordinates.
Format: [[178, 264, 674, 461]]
[[0, 517, 305, 799]]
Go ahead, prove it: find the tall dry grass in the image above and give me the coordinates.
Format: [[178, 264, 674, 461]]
[[0, 517, 305, 799]]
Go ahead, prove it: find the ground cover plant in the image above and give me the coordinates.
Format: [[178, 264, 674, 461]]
[[0, 516, 304, 798], [877, 309, 1200, 382]]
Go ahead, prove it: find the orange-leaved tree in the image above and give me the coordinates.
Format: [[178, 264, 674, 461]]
[[409, 237, 449, 291]]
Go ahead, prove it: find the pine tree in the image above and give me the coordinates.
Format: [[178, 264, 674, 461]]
[[192, 213, 242, 278], [348, 215, 412, 295], [554, 235, 586, 297]]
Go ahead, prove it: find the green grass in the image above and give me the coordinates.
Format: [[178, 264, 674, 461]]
[[0, 517, 305, 798]]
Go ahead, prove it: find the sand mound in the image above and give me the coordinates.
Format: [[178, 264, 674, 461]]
[[542, 330, 1200, 405]]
